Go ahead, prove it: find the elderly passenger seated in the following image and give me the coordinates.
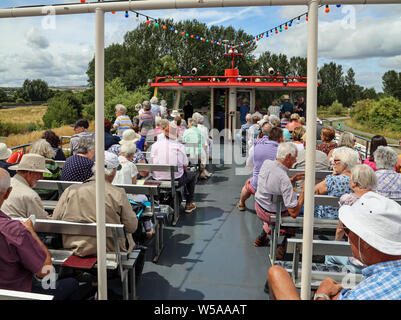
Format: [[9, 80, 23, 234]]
[[113, 104, 133, 138], [29, 139, 61, 200], [247, 114, 262, 149], [374, 146, 401, 199], [328, 132, 362, 168], [150, 122, 197, 213], [2, 154, 51, 219], [254, 142, 305, 257], [325, 164, 378, 273], [317, 126, 337, 156], [237, 126, 281, 214], [112, 142, 154, 239], [53, 151, 138, 257], [0, 143, 15, 177], [363, 135, 387, 171], [61, 137, 95, 182], [267, 193, 401, 300], [69, 119, 95, 156], [0, 168, 84, 300], [314, 147, 359, 220]]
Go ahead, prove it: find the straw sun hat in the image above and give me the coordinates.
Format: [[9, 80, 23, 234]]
[[8, 154, 51, 174], [119, 129, 141, 145], [0, 143, 12, 161]]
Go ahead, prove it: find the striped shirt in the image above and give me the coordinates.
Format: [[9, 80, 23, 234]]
[[375, 170, 401, 199], [114, 115, 133, 138], [338, 259, 401, 300]]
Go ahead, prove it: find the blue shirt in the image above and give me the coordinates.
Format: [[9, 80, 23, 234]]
[[239, 105, 250, 124], [338, 259, 401, 300]]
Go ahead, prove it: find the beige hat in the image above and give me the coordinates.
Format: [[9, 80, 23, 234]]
[[0, 143, 12, 160], [119, 129, 141, 145], [8, 153, 51, 173], [282, 94, 290, 100], [171, 110, 181, 117]]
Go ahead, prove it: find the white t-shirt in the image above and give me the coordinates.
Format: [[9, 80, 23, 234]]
[[112, 156, 147, 202], [292, 142, 305, 153]]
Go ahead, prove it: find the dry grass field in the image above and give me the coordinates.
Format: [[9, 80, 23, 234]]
[[0, 105, 47, 125], [0, 105, 95, 148]]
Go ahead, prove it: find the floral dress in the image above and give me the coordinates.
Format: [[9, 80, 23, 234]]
[[314, 174, 352, 219]]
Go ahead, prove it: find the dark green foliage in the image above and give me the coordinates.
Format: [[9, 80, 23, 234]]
[[350, 96, 401, 131], [43, 92, 82, 128]]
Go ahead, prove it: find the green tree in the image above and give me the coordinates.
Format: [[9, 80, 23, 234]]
[[83, 78, 150, 121], [43, 92, 82, 128], [22, 79, 49, 101], [86, 19, 255, 91], [382, 70, 401, 100], [0, 88, 7, 103], [318, 62, 345, 106]]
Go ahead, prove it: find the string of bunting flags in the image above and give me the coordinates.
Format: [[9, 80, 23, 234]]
[[107, 4, 342, 50]]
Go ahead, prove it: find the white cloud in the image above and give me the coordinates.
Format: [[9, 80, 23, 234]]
[[26, 27, 50, 49], [379, 55, 401, 70]]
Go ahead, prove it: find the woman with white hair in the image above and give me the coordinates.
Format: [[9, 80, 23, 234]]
[[113, 104, 133, 138], [150, 96, 160, 117], [328, 131, 362, 168], [192, 112, 212, 178], [159, 100, 168, 118], [374, 146, 401, 199], [314, 147, 360, 219], [112, 141, 154, 238], [325, 164, 377, 273]]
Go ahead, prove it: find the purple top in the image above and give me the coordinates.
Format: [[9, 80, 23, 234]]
[[0, 210, 46, 292], [255, 160, 298, 213], [249, 137, 279, 190]]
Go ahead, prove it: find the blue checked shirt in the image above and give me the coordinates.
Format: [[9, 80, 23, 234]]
[[374, 170, 401, 200], [338, 259, 401, 300]]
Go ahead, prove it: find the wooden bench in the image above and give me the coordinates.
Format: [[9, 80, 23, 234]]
[[0, 289, 53, 300], [34, 180, 165, 263], [282, 238, 364, 290], [21, 218, 140, 300]]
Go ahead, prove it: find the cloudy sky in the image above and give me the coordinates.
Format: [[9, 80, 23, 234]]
[[0, 1, 400, 92]]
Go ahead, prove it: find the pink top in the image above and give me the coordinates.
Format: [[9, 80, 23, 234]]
[[150, 138, 188, 180], [363, 158, 377, 171]]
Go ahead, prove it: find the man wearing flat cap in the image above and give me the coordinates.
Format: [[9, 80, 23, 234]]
[[69, 119, 95, 156], [2, 153, 51, 219], [267, 192, 401, 300]]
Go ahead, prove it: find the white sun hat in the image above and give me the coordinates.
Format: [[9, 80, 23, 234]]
[[339, 192, 401, 256], [8, 153, 51, 174], [104, 151, 120, 169], [0, 143, 12, 160]]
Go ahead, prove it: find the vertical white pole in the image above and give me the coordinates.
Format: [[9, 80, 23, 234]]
[[174, 88, 181, 110], [211, 88, 215, 129], [300, 0, 318, 300], [250, 88, 256, 113], [95, 7, 107, 300]]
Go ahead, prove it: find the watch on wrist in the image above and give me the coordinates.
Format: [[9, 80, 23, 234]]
[[313, 293, 330, 300]]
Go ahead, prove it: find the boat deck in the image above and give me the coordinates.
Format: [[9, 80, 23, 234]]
[[137, 156, 271, 300]]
